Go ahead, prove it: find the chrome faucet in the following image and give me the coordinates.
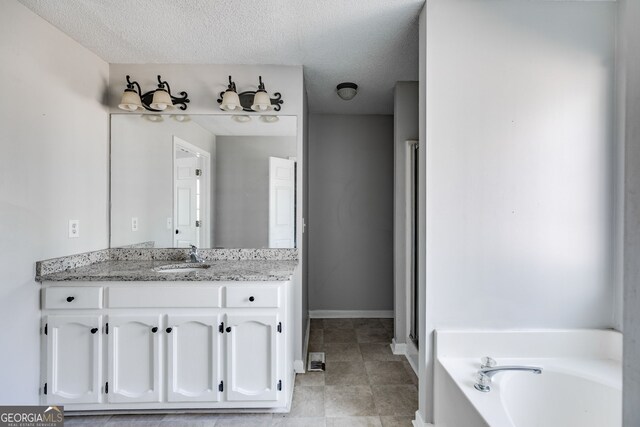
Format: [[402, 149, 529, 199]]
[[474, 358, 542, 392], [188, 245, 204, 263]]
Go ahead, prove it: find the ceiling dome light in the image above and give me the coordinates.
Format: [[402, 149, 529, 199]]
[[336, 82, 358, 101], [220, 76, 243, 111], [260, 115, 279, 123], [251, 76, 274, 111]]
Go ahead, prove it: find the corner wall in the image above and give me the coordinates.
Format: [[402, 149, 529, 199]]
[[0, 0, 109, 404], [418, 1, 618, 423]]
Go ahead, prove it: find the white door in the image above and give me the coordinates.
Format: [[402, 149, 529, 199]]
[[225, 313, 280, 402], [45, 315, 102, 404], [174, 155, 200, 248], [107, 315, 161, 403], [269, 157, 296, 248], [166, 315, 221, 402]]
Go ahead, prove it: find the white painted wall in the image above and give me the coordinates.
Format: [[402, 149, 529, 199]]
[[308, 114, 394, 312], [418, 1, 617, 423], [393, 81, 419, 347], [214, 136, 297, 248], [0, 0, 109, 404], [620, 0, 640, 424], [110, 115, 216, 248]]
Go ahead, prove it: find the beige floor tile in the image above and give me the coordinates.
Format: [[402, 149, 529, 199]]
[[379, 319, 394, 331], [379, 416, 415, 427], [326, 416, 383, 427], [365, 361, 414, 385], [323, 319, 354, 329], [352, 319, 384, 329], [356, 328, 392, 344], [402, 360, 418, 385], [273, 417, 327, 426], [215, 414, 273, 427], [310, 329, 324, 345], [371, 385, 419, 416], [359, 343, 403, 361], [324, 342, 363, 362], [325, 361, 368, 385], [296, 371, 326, 386], [283, 385, 325, 418], [324, 329, 357, 344], [311, 319, 324, 330], [324, 385, 377, 417], [64, 415, 111, 426]]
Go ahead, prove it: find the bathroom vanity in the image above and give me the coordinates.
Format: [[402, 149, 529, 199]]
[[36, 250, 299, 413]]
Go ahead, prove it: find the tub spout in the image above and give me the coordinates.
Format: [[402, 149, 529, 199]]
[[474, 365, 543, 392]]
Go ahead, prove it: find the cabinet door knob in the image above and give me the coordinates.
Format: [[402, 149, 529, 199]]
[[66, 296, 75, 302], [226, 327, 231, 333], [151, 327, 158, 333], [166, 327, 173, 333], [90, 328, 98, 334], [249, 296, 255, 302]]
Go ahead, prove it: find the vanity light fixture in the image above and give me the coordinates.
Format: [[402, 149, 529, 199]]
[[232, 115, 252, 123], [118, 75, 190, 112], [217, 75, 283, 112], [336, 82, 358, 101], [260, 115, 280, 123], [219, 76, 243, 111]]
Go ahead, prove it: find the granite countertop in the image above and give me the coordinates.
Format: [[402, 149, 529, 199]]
[[37, 259, 298, 283]]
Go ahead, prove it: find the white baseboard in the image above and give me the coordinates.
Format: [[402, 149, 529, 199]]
[[308, 310, 394, 319], [390, 339, 407, 355], [412, 410, 435, 427]]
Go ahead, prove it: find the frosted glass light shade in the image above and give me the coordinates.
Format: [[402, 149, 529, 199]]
[[336, 82, 358, 100], [220, 90, 242, 111], [118, 89, 143, 111], [251, 91, 273, 111], [150, 89, 174, 110]]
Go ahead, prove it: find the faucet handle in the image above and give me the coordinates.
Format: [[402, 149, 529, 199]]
[[481, 356, 496, 369], [474, 372, 492, 392]]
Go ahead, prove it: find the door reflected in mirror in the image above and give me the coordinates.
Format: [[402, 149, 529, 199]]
[[110, 114, 297, 249]]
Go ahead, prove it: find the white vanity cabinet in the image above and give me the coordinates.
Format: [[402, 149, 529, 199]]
[[40, 281, 292, 412]]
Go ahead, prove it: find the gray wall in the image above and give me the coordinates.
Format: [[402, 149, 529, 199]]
[[308, 114, 394, 311], [393, 81, 419, 346], [418, 1, 617, 423], [214, 136, 296, 248], [110, 116, 216, 248], [621, 0, 640, 424], [0, 0, 109, 404]]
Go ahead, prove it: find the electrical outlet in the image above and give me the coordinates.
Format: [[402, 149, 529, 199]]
[[131, 217, 139, 232], [68, 220, 80, 238], [166, 217, 173, 230]]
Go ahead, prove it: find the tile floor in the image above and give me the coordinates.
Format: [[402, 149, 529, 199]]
[[65, 318, 418, 427]]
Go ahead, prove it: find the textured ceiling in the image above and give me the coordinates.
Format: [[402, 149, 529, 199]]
[[17, 0, 422, 115]]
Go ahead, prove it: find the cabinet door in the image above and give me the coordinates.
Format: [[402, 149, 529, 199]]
[[107, 315, 161, 403], [225, 313, 280, 401], [45, 315, 102, 404], [166, 315, 220, 402]]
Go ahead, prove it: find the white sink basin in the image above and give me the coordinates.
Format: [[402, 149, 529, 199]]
[[155, 264, 210, 273]]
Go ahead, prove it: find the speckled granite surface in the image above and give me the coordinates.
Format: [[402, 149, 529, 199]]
[[36, 248, 298, 282], [37, 259, 297, 282]]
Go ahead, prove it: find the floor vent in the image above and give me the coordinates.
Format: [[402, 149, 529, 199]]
[[308, 352, 326, 371]]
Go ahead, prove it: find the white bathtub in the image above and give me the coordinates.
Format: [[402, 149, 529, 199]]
[[433, 330, 621, 427]]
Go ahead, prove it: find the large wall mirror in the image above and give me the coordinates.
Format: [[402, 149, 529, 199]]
[[110, 114, 297, 249]]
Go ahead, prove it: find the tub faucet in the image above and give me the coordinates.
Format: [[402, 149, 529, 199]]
[[188, 245, 204, 263], [474, 365, 543, 392]]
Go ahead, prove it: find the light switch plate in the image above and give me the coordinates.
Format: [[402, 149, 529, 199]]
[[131, 217, 139, 232], [68, 220, 80, 238]]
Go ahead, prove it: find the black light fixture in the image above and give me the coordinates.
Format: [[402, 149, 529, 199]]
[[217, 75, 283, 112], [118, 75, 190, 112], [336, 82, 358, 100]]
